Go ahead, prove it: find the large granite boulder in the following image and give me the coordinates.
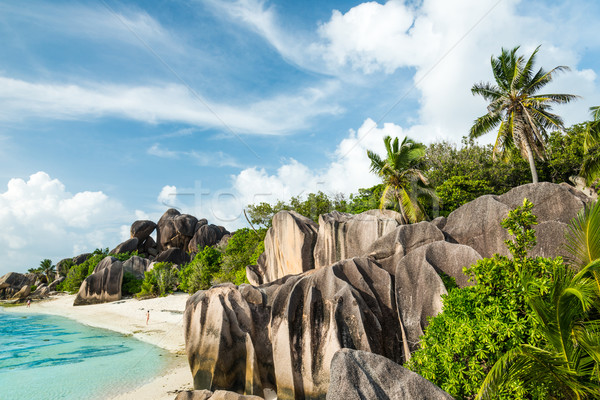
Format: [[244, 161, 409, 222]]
[[175, 390, 264, 400], [394, 242, 482, 358], [364, 221, 445, 274], [184, 257, 403, 400], [327, 349, 453, 400], [155, 248, 191, 266], [250, 211, 318, 285], [73, 256, 123, 306], [123, 256, 151, 279], [73, 253, 92, 265], [0, 272, 35, 300], [314, 210, 403, 269], [157, 209, 198, 251], [48, 276, 65, 291], [130, 220, 157, 241], [443, 183, 587, 258], [109, 237, 139, 255], [188, 224, 229, 253]]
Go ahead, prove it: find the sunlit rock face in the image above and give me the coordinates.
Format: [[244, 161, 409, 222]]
[[73, 256, 123, 306]]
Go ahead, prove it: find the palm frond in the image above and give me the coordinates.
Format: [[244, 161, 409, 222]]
[[469, 112, 503, 139], [565, 201, 600, 268], [590, 106, 600, 122]]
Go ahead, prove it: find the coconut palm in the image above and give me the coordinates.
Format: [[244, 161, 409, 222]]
[[39, 259, 55, 282], [367, 136, 435, 224], [565, 200, 600, 269], [469, 46, 578, 183]]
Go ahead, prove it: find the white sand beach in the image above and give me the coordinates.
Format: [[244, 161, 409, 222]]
[[5, 293, 194, 400]]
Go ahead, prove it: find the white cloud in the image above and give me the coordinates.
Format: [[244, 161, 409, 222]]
[[147, 143, 240, 167], [0, 172, 134, 276], [0, 76, 341, 136]]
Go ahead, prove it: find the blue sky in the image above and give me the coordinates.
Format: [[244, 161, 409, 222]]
[[1, 0, 599, 274]]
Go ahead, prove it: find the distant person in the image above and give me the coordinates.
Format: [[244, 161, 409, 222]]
[[26, 299, 31, 308], [146, 310, 150, 325]]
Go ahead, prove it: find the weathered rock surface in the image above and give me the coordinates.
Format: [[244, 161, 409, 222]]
[[48, 276, 65, 291], [188, 224, 229, 253], [364, 221, 445, 274], [314, 210, 403, 269], [31, 284, 50, 298], [73, 253, 92, 265], [175, 390, 264, 400], [123, 256, 151, 279], [0, 272, 35, 300], [109, 238, 139, 255], [73, 256, 123, 306], [327, 349, 453, 400], [251, 211, 318, 285], [395, 242, 482, 357], [155, 248, 191, 266], [443, 183, 587, 258], [157, 209, 198, 251], [130, 219, 157, 240], [184, 257, 403, 399]]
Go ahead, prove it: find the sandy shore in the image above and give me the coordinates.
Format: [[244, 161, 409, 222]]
[[4, 293, 194, 400]]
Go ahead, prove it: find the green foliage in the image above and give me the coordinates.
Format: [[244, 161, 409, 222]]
[[436, 175, 492, 215], [30, 285, 37, 292], [246, 200, 289, 228], [407, 201, 554, 399], [212, 228, 265, 286], [565, 200, 600, 268], [39, 259, 55, 282], [477, 260, 600, 399], [179, 246, 223, 294], [346, 184, 384, 214], [57, 249, 137, 294], [121, 272, 143, 296], [138, 262, 178, 297], [501, 198, 537, 261]]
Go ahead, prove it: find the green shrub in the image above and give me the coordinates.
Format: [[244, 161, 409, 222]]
[[30, 285, 37, 292], [406, 199, 554, 399], [436, 175, 492, 215], [212, 228, 265, 286], [122, 271, 143, 296], [179, 246, 222, 294], [138, 262, 178, 297]]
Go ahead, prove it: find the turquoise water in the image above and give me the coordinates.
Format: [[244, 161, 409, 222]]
[[0, 310, 174, 400]]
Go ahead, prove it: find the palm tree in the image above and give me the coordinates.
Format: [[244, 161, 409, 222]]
[[39, 259, 55, 283], [565, 200, 600, 269], [581, 107, 600, 187], [366, 136, 435, 224], [476, 260, 600, 399], [469, 46, 578, 183]]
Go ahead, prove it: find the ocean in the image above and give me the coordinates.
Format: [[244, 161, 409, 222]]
[[0, 310, 174, 400]]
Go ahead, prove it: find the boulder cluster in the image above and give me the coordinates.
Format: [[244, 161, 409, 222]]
[[182, 183, 590, 399]]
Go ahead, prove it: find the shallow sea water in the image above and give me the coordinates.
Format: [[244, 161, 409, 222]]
[[0, 310, 173, 400]]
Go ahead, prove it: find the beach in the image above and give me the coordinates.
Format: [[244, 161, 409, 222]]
[[4, 293, 193, 400]]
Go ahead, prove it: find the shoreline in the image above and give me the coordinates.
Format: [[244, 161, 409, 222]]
[[3, 293, 193, 400]]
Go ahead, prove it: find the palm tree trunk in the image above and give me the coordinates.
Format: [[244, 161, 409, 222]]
[[524, 140, 539, 183]]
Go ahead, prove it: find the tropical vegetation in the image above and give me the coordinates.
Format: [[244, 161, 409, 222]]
[[469, 46, 578, 183]]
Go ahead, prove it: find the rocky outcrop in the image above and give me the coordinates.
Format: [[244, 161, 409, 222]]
[[0, 272, 35, 300], [443, 183, 589, 258], [188, 224, 229, 253], [73, 257, 123, 306], [157, 209, 198, 251], [395, 242, 482, 357], [175, 390, 264, 400], [155, 248, 191, 266], [250, 211, 318, 285], [109, 238, 139, 255], [130, 220, 157, 241], [364, 221, 445, 274], [123, 256, 151, 279], [48, 276, 65, 291], [73, 253, 92, 265], [327, 349, 453, 400], [313, 210, 403, 269], [185, 257, 403, 399]]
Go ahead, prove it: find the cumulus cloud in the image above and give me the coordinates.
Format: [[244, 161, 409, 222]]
[[0, 172, 132, 276]]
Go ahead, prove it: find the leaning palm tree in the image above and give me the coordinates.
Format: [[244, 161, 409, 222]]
[[39, 259, 55, 282], [470, 46, 578, 183], [367, 136, 435, 224]]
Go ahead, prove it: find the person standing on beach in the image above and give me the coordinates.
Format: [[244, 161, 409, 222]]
[[26, 299, 31, 308], [146, 310, 150, 325]]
